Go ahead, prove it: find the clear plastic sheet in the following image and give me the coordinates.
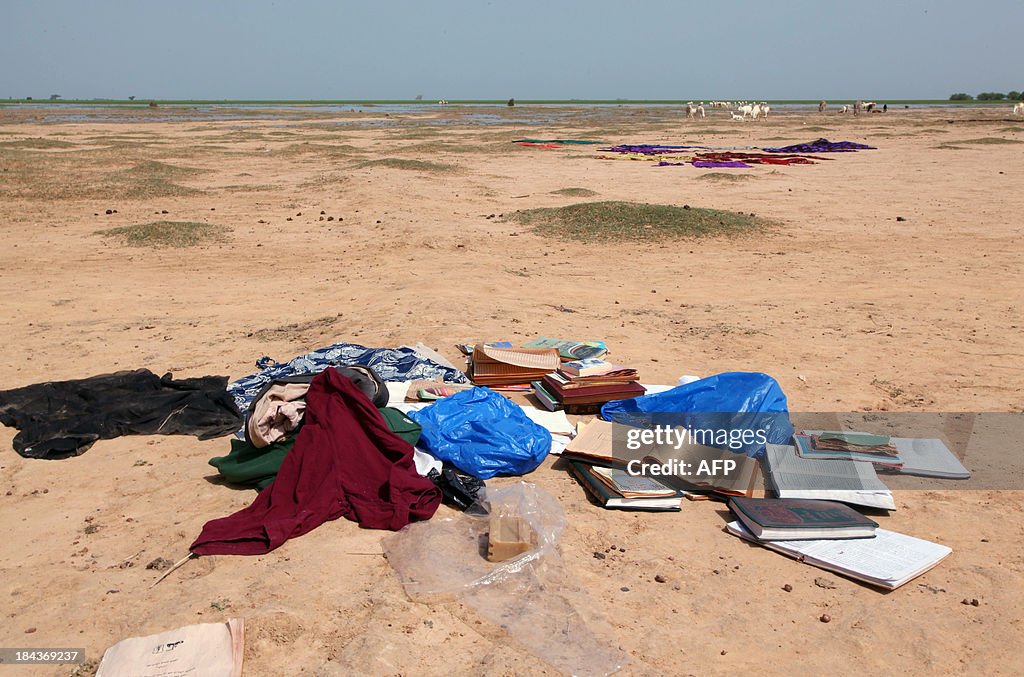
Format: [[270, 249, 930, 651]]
[[382, 483, 627, 676]]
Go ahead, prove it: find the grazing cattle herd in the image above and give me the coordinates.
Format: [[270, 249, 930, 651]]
[[432, 98, 1024, 117], [693, 99, 1024, 119]]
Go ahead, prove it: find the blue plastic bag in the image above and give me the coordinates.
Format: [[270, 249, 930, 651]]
[[409, 387, 552, 479], [600, 372, 793, 457]]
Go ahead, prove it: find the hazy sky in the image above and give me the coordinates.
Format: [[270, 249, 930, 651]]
[[3, 0, 1021, 101]]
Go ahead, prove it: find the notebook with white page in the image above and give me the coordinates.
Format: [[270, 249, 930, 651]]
[[727, 520, 952, 590]]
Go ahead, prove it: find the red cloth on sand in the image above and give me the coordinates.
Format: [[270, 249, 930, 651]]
[[191, 369, 441, 555]]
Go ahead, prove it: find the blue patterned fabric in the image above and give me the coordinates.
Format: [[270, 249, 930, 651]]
[[228, 342, 469, 430]]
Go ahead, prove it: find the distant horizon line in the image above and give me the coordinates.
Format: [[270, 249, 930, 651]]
[[0, 97, 1004, 106]]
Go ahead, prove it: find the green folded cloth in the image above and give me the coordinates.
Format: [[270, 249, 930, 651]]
[[378, 406, 422, 446], [209, 407, 423, 490]]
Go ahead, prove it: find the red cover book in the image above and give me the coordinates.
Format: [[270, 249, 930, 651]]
[[541, 375, 646, 403]]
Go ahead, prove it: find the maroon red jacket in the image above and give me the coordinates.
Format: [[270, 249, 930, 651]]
[[191, 368, 441, 555]]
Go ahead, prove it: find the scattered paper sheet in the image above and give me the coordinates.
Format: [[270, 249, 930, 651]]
[[519, 406, 575, 435], [96, 619, 243, 677]]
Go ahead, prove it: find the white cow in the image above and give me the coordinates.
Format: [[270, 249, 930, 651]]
[[730, 112, 744, 121], [696, 104, 706, 118], [1014, 102, 1024, 115], [685, 103, 697, 119], [839, 105, 849, 114], [738, 103, 753, 118], [760, 103, 770, 118]]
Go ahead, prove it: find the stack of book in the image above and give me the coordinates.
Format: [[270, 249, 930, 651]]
[[725, 496, 952, 590], [793, 432, 903, 471], [532, 359, 645, 414], [566, 459, 686, 511], [799, 430, 970, 479], [467, 344, 562, 388], [561, 420, 685, 511]]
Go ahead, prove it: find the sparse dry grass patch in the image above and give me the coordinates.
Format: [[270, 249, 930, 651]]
[[505, 201, 770, 242], [0, 148, 207, 200], [355, 157, 457, 172], [550, 187, 599, 196], [698, 172, 754, 182], [277, 142, 363, 158], [955, 137, 1023, 145], [0, 137, 75, 149], [249, 315, 342, 341], [96, 221, 231, 248]]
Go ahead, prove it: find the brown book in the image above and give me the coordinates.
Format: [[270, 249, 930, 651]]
[[561, 419, 620, 466], [469, 345, 561, 386]]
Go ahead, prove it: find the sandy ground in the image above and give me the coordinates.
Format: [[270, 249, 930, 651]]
[[0, 103, 1022, 676]]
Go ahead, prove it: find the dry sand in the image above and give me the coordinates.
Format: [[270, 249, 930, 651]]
[[0, 103, 1022, 676]]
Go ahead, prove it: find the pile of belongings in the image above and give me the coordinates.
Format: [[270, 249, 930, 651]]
[[0, 333, 978, 672]]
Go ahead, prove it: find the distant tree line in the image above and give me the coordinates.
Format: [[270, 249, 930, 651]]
[[950, 91, 1024, 101]]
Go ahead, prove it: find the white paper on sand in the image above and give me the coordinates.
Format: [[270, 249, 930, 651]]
[[727, 521, 952, 590], [764, 443, 897, 511], [385, 380, 412, 404], [803, 430, 970, 479], [96, 618, 243, 677], [519, 406, 575, 436]]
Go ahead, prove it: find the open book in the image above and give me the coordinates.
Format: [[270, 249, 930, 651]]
[[644, 439, 761, 497], [567, 459, 684, 511], [764, 443, 896, 511], [727, 521, 952, 590], [562, 420, 759, 497], [468, 345, 561, 386]]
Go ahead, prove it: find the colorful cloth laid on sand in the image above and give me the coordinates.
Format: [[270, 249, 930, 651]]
[[512, 139, 605, 144], [695, 152, 824, 165], [692, 160, 752, 168], [762, 138, 875, 153], [228, 341, 469, 423], [599, 153, 691, 162], [655, 159, 751, 168], [657, 151, 825, 169], [600, 144, 709, 155], [191, 370, 442, 556], [0, 369, 243, 459]]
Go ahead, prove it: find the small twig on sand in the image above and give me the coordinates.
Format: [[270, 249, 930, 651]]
[[151, 553, 197, 587]]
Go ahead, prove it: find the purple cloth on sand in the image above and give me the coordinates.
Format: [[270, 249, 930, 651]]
[[762, 137, 875, 153]]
